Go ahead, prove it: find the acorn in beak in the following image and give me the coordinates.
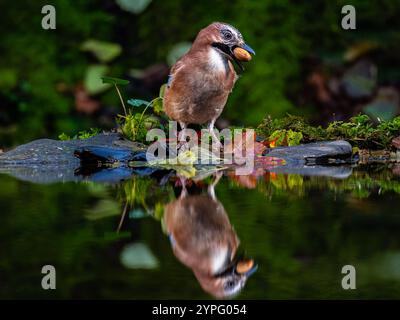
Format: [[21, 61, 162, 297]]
[[233, 44, 256, 60], [235, 259, 258, 277], [231, 43, 255, 71], [212, 42, 255, 71], [215, 258, 258, 279]]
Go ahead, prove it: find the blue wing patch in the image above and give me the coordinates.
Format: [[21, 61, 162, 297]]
[[167, 75, 173, 88], [168, 234, 176, 247]]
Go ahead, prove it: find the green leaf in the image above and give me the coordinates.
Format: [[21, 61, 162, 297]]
[[85, 65, 111, 95], [177, 150, 197, 165], [159, 84, 166, 98], [101, 76, 130, 86], [127, 98, 150, 107], [152, 97, 163, 114], [116, 0, 152, 14], [120, 243, 159, 269], [154, 203, 164, 220], [85, 199, 120, 220], [129, 209, 148, 219], [269, 129, 302, 146], [287, 130, 303, 146], [167, 42, 192, 66], [81, 39, 122, 63], [269, 129, 287, 146], [58, 133, 71, 141], [78, 128, 101, 139]]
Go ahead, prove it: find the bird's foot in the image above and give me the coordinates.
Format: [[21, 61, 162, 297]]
[[207, 121, 223, 151], [177, 140, 191, 153], [207, 133, 223, 152]]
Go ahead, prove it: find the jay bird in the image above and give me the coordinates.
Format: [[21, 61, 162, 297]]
[[164, 175, 257, 298], [163, 22, 255, 143]]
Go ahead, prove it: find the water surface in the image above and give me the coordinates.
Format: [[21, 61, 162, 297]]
[[1, 164, 400, 299]]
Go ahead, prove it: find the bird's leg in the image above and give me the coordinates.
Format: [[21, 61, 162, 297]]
[[208, 172, 223, 200], [178, 122, 186, 148], [179, 122, 187, 137], [179, 177, 188, 198], [177, 122, 190, 152], [208, 119, 223, 149]]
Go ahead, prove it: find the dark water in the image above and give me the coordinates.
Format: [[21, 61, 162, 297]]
[[1, 164, 400, 299]]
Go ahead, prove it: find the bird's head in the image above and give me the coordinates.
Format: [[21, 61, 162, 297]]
[[193, 22, 255, 71], [195, 257, 258, 298]]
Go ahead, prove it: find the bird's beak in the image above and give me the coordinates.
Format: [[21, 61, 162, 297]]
[[239, 43, 256, 56], [244, 263, 258, 277], [229, 43, 255, 72], [211, 41, 255, 72], [235, 259, 258, 278]]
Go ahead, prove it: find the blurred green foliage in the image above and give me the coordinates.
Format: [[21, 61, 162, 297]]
[[0, 0, 114, 145], [1, 0, 400, 147]]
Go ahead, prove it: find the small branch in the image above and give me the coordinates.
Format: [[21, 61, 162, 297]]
[[139, 98, 158, 124], [117, 202, 129, 233], [114, 84, 127, 116]]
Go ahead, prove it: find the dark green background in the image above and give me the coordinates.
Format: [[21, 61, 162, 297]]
[[1, 0, 399, 146]]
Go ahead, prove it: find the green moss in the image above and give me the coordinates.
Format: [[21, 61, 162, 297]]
[[257, 114, 327, 142], [117, 113, 160, 143], [58, 128, 101, 140], [116, 83, 166, 143], [257, 114, 400, 150]]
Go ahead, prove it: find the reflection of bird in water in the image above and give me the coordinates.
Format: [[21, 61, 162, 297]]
[[164, 174, 257, 298]]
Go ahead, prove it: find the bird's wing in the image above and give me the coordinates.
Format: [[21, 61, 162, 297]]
[[167, 59, 184, 88]]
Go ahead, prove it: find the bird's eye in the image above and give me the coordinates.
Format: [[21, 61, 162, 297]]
[[222, 30, 233, 40]]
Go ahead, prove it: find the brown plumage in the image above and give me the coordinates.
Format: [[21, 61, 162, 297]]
[[163, 22, 255, 140]]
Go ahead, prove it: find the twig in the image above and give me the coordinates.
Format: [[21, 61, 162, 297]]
[[117, 202, 129, 233], [139, 98, 158, 123], [114, 84, 127, 116]]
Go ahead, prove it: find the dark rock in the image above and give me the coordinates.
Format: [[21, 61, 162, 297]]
[[0, 133, 145, 165], [0, 134, 354, 184], [75, 146, 136, 163], [75, 146, 146, 164], [0, 133, 145, 184], [264, 140, 353, 163], [262, 140, 353, 179]]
